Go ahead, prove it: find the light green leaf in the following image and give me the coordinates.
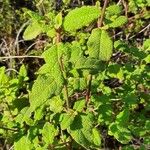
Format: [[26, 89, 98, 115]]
[[0, 67, 8, 84], [63, 0, 71, 5], [116, 108, 130, 125], [92, 128, 101, 146], [70, 42, 84, 64], [144, 55, 150, 63], [55, 12, 63, 29], [73, 99, 85, 112], [24, 9, 43, 21], [29, 44, 65, 111], [143, 39, 150, 51], [60, 111, 76, 130], [72, 78, 86, 91], [42, 122, 59, 144], [106, 5, 122, 16], [34, 106, 44, 121], [68, 114, 101, 149], [63, 6, 101, 32], [23, 21, 42, 40], [49, 96, 64, 113], [14, 136, 33, 150], [108, 16, 127, 28], [75, 57, 101, 71], [87, 28, 113, 61], [19, 65, 27, 78], [29, 74, 64, 111]]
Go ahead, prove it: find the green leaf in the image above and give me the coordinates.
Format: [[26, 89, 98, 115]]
[[29, 45, 66, 111], [19, 65, 27, 78], [42, 43, 71, 71], [42, 122, 59, 144], [143, 39, 150, 51], [34, 106, 44, 121], [49, 96, 64, 113], [29, 74, 63, 111], [24, 9, 43, 21], [108, 16, 127, 28], [116, 108, 130, 125], [68, 114, 101, 149], [70, 42, 84, 64], [98, 103, 113, 125], [87, 28, 113, 61], [63, 6, 101, 32], [14, 136, 33, 150], [60, 111, 76, 130], [108, 122, 132, 144], [72, 78, 87, 91], [63, 0, 71, 5], [0, 67, 8, 84], [106, 5, 122, 16], [73, 99, 85, 112], [92, 128, 101, 146], [108, 108, 132, 144], [75, 57, 101, 71], [55, 12, 63, 29], [23, 21, 42, 40]]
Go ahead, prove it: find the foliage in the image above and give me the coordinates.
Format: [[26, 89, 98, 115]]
[[0, 0, 150, 150]]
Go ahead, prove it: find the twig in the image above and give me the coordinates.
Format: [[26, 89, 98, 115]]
[[60, 57, 69, 109], [55, 28, 69, 109], [0, 55, 43, 60], [129, 24, 150, 39], [0, 126, 18, 132], [122, 0, 128, 17], [97, 0, 109, 27], [14, 21, 30, 55], [85, 74, 92, 104], [8, 145, 14, 150], [5, 68, 19, 74], [117, 0, 122, 5]]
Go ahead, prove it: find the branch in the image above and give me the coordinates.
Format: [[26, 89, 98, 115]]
[[97, 0, 109, 28], [0, 126, 19, 132], [0, 55, 43, 60], [86, 0, 109, 104], [129, 24, 150, 39]]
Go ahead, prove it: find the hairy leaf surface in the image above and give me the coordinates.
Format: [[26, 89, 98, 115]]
[[87, 28, 113, 61], [68, 114, 101, 149], [29, 45, 65, 111], [42, 122, 59, 144], [108, 108, 132, 144], [109, 16, 127, 28], [108, 122, 132, 144], [106, 5, 122, 16], [23, 21, 42, 40], [63, 6, 101, 32]]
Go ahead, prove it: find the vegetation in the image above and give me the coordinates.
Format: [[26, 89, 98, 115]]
[[0, 0, 150, 149]]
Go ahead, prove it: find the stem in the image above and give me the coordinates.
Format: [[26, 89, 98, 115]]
[[55, 28, 69, 109], [60, 57, 69, 109], [86, 0, 109, 105], [0, 126, 18, 132], [85, 74, 92, 104], [0, 55, 43, 59], [97, 0, 109, 28]]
